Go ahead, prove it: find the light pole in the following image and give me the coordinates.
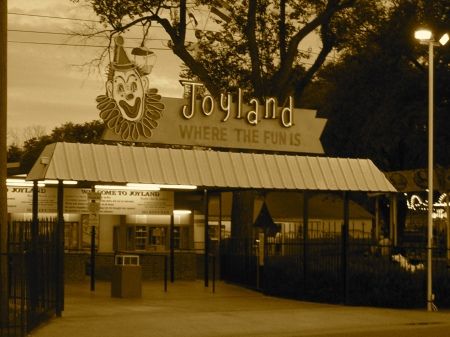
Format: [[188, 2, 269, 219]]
[[0, 0, 8, 326], [414, 29, 449, 312]]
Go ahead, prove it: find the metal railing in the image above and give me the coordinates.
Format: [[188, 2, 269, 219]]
[[221, 229, 450, 308], [1, 219, 59, 337]]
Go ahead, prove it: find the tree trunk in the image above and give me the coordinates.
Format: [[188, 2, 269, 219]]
[[231, 190, 258, 239]]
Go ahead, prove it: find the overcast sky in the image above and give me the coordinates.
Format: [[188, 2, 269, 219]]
[[7, 0, 187, 143], [7, 0, 322, 145]]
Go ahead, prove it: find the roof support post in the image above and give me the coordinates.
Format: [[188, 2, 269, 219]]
[[218, 192, 222, 242], [204, 189, 209, 287], [302, 191, 309, 295], [390, 194, 398, 246], [170, 212, 175, 283], [29, 181, 39, 326], [341, 191, 349, 304], [217, 192, 222, 279], [374, 195, 380, 242], [56, 181, 65, 316], [446, 193, 450, 262]]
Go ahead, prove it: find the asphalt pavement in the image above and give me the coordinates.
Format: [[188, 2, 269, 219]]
[[28, 280, 450, 337]]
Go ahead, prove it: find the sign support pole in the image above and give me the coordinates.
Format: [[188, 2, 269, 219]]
[[90, 226, 96, 291]]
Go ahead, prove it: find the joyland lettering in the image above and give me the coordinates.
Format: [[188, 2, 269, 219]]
[[181, 82, 294, 128]]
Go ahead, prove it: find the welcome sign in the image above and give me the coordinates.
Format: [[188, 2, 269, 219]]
[[7, 187, 174, 215], [99, 37, 326, 154]]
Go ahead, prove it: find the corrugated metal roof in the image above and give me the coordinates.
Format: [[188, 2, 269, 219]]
[[27, 142, 396, 192], [200, 192, 375, 219]]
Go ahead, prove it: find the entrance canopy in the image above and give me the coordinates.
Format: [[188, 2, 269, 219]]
[[27, 142, 395, 192]]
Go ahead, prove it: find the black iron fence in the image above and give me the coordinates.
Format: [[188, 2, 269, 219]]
[[221, 238, 258, 289], [1, 219, 59, 337], [221, 226, 450, 308]]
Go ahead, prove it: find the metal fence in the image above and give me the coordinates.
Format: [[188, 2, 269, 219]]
[[220, 223, 450, 308], [1, 219, 59, 337]]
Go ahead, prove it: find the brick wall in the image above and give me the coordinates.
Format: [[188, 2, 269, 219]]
[[64, 251, 198, 282]]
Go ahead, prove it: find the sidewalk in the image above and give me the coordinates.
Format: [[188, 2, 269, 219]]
[[29, 280, 450, 337]]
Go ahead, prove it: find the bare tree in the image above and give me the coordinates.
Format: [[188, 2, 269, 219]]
[[7, 125, 47, 147], [72, 0, 383, 101], [22, 125, 47, 142]]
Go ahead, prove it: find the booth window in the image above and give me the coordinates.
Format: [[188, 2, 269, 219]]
[[126, 225, 167, 251], [125, 225, 190, 251], [135, 226, 147, 250], [64, 219, 98, 251]]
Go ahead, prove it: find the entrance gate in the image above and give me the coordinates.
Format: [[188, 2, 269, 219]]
[[1, 219, 59, 337], [220, 233, 345, 303], [220, 220, 371, 305]]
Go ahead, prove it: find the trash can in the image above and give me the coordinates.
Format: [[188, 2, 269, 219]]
[[111, 254, 142, 298]]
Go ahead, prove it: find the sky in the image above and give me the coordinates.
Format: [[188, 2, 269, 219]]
[[7, 0, 185, 144], [7, 0, 322, 145]]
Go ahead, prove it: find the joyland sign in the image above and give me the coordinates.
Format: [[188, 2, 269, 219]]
[[100, 37, 327, 154]]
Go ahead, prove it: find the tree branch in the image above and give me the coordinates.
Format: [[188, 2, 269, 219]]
[[153, 15, 181, 43], [152, 12, 220, 97], [179, 0, 187, 42], [114, 15, 154, 33], [172, 46, 222, 98], [294, 23, 335, 99], [245, 0, 263, 98], [279, 0, 287, 63], [274, 0, 354, 99]]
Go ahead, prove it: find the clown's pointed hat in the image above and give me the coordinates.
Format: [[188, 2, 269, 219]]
[[112, 36, 135, 70]]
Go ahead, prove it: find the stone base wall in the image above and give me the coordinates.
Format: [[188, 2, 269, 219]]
[[196, 253, 221, 280], [65, 252, 90, 282]]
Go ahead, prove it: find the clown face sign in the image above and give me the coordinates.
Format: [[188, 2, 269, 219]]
[[96, 36, 164, 141], [100, 38, 326, 154]]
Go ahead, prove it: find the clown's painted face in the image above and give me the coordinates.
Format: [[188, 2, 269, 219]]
[[107, 68, 148, 122], [97, 36, 164, 141]]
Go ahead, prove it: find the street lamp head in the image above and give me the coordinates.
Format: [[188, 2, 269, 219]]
[[415, 29, 432, 41], [415, 29, 448, 46], [439, 33, 449, 46]]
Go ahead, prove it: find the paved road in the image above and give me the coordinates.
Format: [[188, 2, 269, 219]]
[[29, 281, 450, 337]]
